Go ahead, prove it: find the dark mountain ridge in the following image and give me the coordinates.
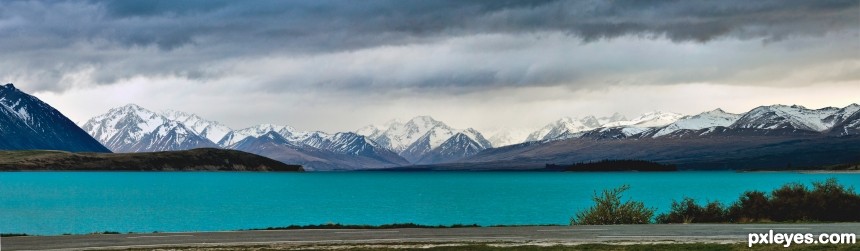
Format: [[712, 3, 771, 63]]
[[229, 132, 407, 171], [408, 128, 860, 171], [0, 84, 109, 152]]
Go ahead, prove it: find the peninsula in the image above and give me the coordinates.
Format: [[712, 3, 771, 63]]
[[0, 148, 303, 171]]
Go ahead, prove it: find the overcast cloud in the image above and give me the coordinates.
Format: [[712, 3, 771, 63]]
[[2, 0, 858, 132]]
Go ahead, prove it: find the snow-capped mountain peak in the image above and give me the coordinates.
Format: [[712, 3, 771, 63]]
[[525, 116, 601, 142], [160, 109, 233, 144], [461, 128, 493, 149], [363, 116, 493, 163], [355, 124, 381, 138], [415, 132, 488, 164], [369, 115, 450, 153], [217, 123, 299, 146], [83, 103, 166, 144], [404, 116, 445, 133], [580, 115, 601, 128], [486, 127, 533, 147], [597, 112, 628, 125], [356, 118, 407, 139], [82, 104, 217, 152], [731, 104, 851, 132], [652, 108, 741, 137], [604, 111, 683, 128]]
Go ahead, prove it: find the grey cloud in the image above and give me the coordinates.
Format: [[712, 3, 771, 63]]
[[0, 0, 857, 93], [6, 0, 856, 51]]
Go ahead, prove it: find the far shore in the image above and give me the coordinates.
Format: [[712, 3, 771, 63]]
[[738, 170, 860, 173]]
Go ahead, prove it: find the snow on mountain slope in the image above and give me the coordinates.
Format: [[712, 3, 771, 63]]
[[578, 126, 648, 140], [486, 128, 532, 147], [368, 116, 444, 153], [0, 84, 110, 152], [730, 104, 853, 132], [355, 125, 381, 138], [652, 109, 741, 137], [82, 104, 218, 152], [387, 117, 493, 163], [525, 117, 602, 142], [218, 123, 298, 146], [460, 128, 493, 149], [229, 131, 407, 171], [307, 132, 408, 165], [399, 125, 458, 162], [126, 121, 218, 152], [161, 110, 233, 144], [416, 133, 488, 164], [359, 116, 495, 163], [221, 123, 409, 167], [292, 131, 330, 148], [604, 111, 683, 128], [828, 107, 860, 136], [83, 104, 165, 146], [597, 113, 628, 125], [823, 104, 860, 129]]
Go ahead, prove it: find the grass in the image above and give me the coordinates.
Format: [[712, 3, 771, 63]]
[[0, 233, 29, 237], [0, 150, 69, 163], [109, 243, 860, 251], [4, 224, 530, 237], [253, 223, 481, 230]]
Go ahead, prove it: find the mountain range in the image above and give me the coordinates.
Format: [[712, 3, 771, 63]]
[[2, 83, 857, 171], [359, 116, 493, 164], [80, 104, 410, 171], [75, 102, 860, 171], [415, 104, 860, 171]]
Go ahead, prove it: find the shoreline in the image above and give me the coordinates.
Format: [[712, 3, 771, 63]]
[[4, 221, 857, 238], [4, 224, 858, 251], [738, 170, 860, 173]]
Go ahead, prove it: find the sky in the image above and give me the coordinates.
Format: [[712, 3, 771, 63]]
[[3, 0, 859, 133]]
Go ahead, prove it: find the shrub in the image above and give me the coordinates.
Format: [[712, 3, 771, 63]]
[[723, 178, 858, 223], [656, 198, 726, 223], [769, 182, 809, 221], [727, 190, 771, 222], [805, 178, 860, 222], [571, 185, 655, 225]]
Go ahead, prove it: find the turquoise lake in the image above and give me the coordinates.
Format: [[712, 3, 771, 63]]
[[0, 171, 858, 235]]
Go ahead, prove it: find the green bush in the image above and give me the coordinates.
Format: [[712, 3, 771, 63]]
[[659, 178, 860, 223], [769, 182, 809, 221], [726, 190, 771, 222], [655, 198, 726, 223], [805, 178, 860, 222], [571, 185, 655, 225], [727, 178, 860, 223], [576, 179, 858, 225]]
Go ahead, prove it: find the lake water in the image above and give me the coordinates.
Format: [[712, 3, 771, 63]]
[[0, 171, 857, 235]]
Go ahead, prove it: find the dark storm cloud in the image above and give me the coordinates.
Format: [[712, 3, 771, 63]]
[[0, 0, 857, 92], [73, 0, 860, 49]]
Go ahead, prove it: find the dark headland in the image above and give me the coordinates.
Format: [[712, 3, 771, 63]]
[[0, 148, 303, 171], [547, 159, 677, 172]]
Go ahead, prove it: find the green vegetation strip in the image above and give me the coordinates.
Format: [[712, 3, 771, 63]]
[[252, 223, 482, 230], [110, 243, 858, 251], [572, 178, 860, 225]]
